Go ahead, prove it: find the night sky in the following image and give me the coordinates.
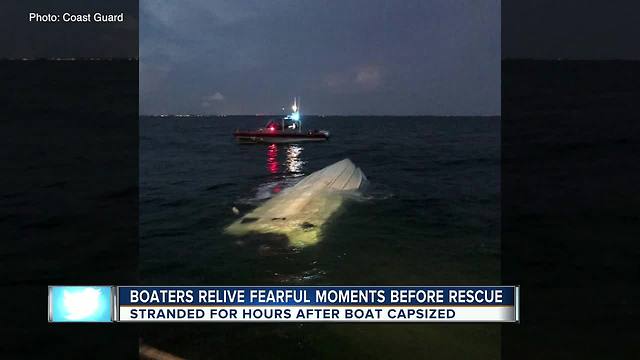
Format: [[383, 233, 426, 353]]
[[4, 1, 639, 115], [139, 0, 500, 116]]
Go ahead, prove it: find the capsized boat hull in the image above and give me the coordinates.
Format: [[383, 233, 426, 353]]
[[225, 158, 366, 247]]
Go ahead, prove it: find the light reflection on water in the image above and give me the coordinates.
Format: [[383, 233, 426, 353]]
[[263, 144, 307, 196], [266, 143, 305, 176], [286, 144, 304, 174], [266, 144, 279, 174]]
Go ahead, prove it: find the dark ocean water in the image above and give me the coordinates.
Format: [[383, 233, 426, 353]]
[[140, 115, 500, 359]]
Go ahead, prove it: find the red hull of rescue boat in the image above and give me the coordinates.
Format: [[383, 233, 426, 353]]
[[233, 130, 329, 144]]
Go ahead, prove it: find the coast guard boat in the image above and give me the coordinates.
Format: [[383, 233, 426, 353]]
[[233, 98, 329, 144]]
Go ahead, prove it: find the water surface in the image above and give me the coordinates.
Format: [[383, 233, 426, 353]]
[[140, 115, 500, 359]]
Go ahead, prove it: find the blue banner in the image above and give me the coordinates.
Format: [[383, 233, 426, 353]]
[[118, 286, 515, 306]]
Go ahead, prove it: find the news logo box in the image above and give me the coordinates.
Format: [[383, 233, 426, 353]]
[[48, 286, 115, 322]]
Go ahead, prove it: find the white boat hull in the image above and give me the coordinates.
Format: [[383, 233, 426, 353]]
[[225, 159, 366, 247]]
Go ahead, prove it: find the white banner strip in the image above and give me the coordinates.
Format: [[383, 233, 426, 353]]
[[119, 306, 516, 322]]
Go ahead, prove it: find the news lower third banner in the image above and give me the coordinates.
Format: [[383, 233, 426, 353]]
[[48, 286, 520, 323]]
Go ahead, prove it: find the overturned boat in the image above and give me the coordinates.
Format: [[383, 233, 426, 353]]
[[233, 97, 329, 144], [225, 158, 366, 247]]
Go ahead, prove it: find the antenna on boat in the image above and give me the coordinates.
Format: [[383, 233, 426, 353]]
[[284, 97, 302, 131], [298, 97, 301, 131]]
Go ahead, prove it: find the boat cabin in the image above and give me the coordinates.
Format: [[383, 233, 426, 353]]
[[265, 118, 298, 132]]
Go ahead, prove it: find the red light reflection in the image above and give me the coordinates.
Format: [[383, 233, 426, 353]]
[[267, 144, 278, 174]]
